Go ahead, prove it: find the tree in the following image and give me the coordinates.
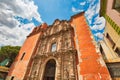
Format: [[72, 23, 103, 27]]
[[0, 46, 21, 67]]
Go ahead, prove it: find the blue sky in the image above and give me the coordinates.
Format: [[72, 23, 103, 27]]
[[0, 0, 105, 46], [34, 0, 73, 25]]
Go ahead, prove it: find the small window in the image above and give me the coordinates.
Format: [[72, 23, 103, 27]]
[[115, 47, 120, 56], [100, 45, 103, 54], [51, 43, 57, 52], [99, 45, 107, 60], [11, 76, 14, 80], [20, 52, 25, 60], [113, 0, 120, 13], [106, 33, 115, 48]]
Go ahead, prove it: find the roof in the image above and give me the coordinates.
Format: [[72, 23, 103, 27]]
[[71, 12, 85, 19]]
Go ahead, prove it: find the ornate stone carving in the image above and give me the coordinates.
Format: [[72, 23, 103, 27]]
[[29, 20, 77, 80]]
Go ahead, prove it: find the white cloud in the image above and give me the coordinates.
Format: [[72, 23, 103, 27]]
[[95, 32, 104, 40], [72, 7, 84, 13], [0, 0, 42, 46], [83, 0, 105, 41], [80, 2, 86, 5], [0, 23, 35, 46], [0, 0, 43, 28], [85, 0, 100, 24], [71, 0, 100, 26], [91, 17, 105, 31]]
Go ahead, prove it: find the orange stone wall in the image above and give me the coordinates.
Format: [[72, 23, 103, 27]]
[[70, 12, 111, 80], [7, 24, 47, 80]]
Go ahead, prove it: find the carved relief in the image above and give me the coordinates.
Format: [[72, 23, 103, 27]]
[[28, 20, 77, 80]]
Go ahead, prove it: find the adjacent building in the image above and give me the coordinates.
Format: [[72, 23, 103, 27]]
[[6, 12, 111, 80], [100, 0, 120, 79]]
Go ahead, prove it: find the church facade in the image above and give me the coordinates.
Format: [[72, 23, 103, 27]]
[[6, 12, 111, 80]]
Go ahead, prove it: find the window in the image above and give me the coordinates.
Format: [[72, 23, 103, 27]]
[[106, 33, 115, 48], [11, 76, 14, 80], [100, 45, 104, 54], [115, 47, 120, 56], [113, 0, 120, 13], [20, 52, 25, 60], [99, 45, 107, 60], [51, 43, 57, 52]]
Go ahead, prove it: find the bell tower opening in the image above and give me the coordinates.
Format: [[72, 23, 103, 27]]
[[43, 59, 56, 80]]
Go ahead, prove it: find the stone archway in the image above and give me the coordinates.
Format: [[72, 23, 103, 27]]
[[43, 59, 56, 80]]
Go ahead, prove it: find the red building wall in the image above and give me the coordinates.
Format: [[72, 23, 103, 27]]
[[7, 24, 47, 80], [70, 12, 111, 80]]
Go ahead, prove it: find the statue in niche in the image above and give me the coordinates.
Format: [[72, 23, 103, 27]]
[[64, 68, 69, 80]]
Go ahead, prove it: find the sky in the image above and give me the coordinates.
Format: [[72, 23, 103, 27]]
[[0, 0, 105, 46]]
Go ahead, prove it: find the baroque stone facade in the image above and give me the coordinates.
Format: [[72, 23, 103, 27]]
[[28, 20, 77, 80]]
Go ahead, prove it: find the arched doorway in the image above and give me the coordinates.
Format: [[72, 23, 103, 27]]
[[43, 59, 56, 80]]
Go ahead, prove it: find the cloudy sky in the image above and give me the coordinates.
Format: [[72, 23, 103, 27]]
[[0, 0, 105, 46]]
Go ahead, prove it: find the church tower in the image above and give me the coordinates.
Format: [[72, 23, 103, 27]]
[[6, 12, 111, 80]]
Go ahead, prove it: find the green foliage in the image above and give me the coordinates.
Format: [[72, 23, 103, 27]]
[[0, 46, 21, 66]]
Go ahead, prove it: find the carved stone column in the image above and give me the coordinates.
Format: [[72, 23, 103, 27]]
[[56, 57, 61, 80], [69, 54, 76, 80]]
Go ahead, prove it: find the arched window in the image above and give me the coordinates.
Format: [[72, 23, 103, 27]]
[[51, 43, 57, 52]]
